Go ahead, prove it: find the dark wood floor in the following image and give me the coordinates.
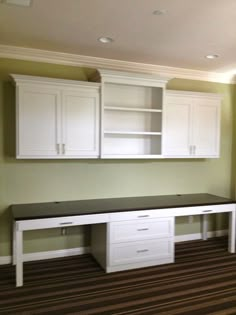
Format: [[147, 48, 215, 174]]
[[0, 237, 236, 314]]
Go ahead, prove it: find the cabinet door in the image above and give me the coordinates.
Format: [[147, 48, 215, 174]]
[[192, 99, 220, 157], [62, 90, 99, 157], [17, 86, 61, 158], [163, 96, 192, 156]]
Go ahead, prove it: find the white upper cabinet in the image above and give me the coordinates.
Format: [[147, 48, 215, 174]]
[[11, 72, 222, 160], [91, 69, 170, 158], [11, 75, 100, 159], [163, 90, 221, 158]]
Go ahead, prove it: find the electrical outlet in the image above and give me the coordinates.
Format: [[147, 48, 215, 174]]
[[61, 227, 67, 235]]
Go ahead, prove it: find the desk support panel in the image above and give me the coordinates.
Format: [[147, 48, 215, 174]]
[[15, 230, 23, 287], [228, 210, 236, 253]]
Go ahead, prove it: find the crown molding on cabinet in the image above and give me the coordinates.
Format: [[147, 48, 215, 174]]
[[0, 44, 235, 84]]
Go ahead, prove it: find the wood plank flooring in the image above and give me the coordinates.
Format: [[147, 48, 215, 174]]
[[0, 237, 235, 314]]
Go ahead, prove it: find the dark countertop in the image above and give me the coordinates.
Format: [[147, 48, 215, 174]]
[[11, 194, 235, 221]]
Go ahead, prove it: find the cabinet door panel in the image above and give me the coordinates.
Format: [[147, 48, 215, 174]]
[[17, 87, 60, 157], [163, 96, 191, 156], [62, 91, 99, 156], [192, 99, 220, 157]]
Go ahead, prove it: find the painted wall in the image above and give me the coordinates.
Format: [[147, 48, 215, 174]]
[[0, 58, 234, 257]]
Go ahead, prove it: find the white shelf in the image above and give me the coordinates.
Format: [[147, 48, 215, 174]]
[[96, 69, 168, 158], [104, 106, 162, 113], [101, 154, 164, 159], [104, 131, 162, 136]]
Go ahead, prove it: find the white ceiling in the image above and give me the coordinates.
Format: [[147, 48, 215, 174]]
[[1, 0, 236, 73]]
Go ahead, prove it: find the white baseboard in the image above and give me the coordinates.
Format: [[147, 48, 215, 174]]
[[0, 246, 90, 265], [23, 246, 91, 262], [0, 230, 228, 265], [0, 256, 12, 265], [175, 229, 228, 242]]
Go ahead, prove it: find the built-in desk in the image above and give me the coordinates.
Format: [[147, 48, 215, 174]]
[[11, 194, 236, 287]]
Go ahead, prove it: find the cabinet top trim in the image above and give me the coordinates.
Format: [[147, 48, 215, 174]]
[[166, 89, 222, 100], [10, 74, 101, 89], [91, 69, 171, 86]]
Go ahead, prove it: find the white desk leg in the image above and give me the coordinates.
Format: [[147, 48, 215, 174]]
[[15, 229, 23, 287], [228, 210, 235, 253], [202, 214, 208, 240], [12, 221, 16, 266]]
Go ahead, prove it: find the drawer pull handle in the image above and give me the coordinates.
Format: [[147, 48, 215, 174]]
[[138, 215, 149, 218], [137, 228, 149, 231], [137, 249, 149, 253], [202, 210, 213, 213], [60, 222, 73, 225], [56, 143, 60, 154]]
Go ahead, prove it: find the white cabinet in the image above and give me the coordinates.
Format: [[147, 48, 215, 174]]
[[16, 85, 61, 157], [91, 216, 174, 273], [91, 69, 170, 158], [11, 75, 100, 159], [163, 90, 221, 158], [11, 72, 222, 160]]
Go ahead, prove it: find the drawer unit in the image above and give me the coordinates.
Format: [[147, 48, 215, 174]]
[[91, 216, 175, 272], [109, 238, 173, 266], [109, 218, 174, 243]]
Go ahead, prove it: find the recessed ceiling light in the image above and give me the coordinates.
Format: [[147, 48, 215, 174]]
[[153, 9, 168, 15], [205, 54, 219, 59], [98, 37, 114, 44], [1, 0, 32, 7]]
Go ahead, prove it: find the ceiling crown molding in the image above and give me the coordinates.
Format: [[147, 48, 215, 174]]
[[0, 44, 235, 84]]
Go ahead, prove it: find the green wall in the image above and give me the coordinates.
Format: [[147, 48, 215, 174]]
[[0, 58, 234, 257]]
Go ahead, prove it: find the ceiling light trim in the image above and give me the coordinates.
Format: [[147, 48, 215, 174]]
[[205, 54, 219, 59], [0, 44, 234, 83], [98, 37, 114, 43]]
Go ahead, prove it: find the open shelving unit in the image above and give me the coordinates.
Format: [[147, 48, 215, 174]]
[[93, 70, 170, 158]]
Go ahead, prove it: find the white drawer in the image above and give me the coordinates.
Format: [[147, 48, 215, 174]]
[[172, 204, 236, 217], [109, 209, 165, 221], [17, 213, 110, 231], [109, 238, 173, 266], [109, 217, 174, 243]]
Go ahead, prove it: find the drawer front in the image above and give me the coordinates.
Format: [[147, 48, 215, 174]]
[[17, 213, 110, 231], [172, 204, 236, 217], [109, 238, 173, 266], [109, 218, 174, 243], [109, 209, 167, 221]]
